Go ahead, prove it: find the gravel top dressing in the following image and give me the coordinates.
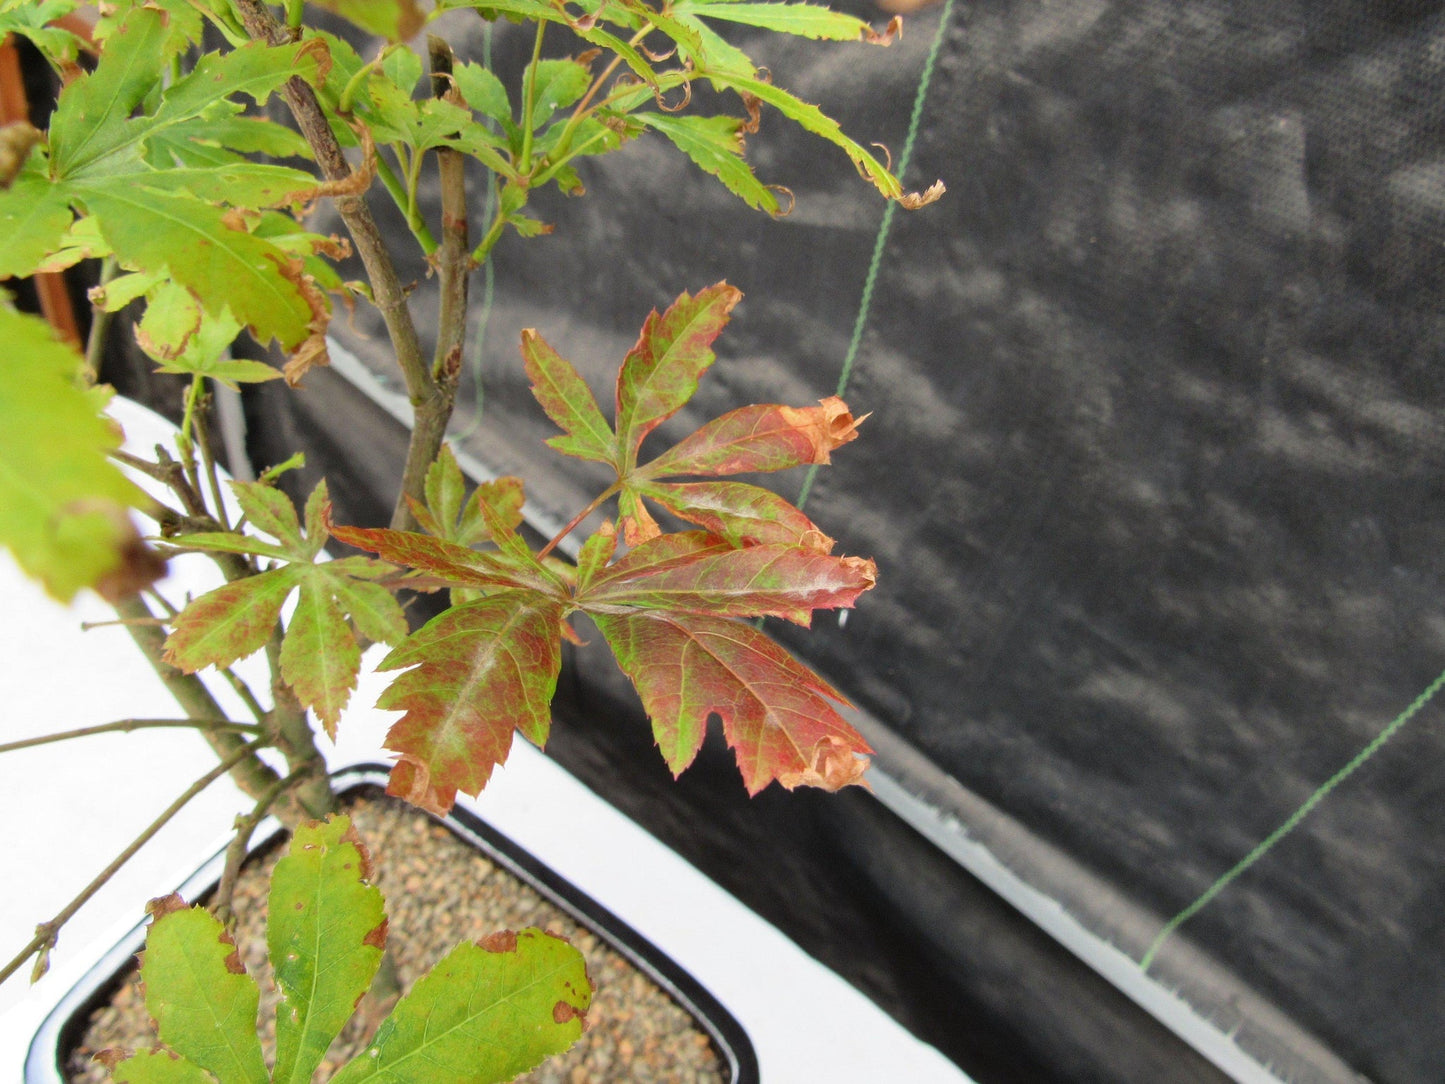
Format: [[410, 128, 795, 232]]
[[66, 790, 726, 1083]]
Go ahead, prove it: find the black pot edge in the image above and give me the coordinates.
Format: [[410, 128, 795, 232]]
[[26, 762, 760, 1084]]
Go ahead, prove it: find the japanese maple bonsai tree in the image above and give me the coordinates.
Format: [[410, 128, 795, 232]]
[[0, 0, 940, 1075]]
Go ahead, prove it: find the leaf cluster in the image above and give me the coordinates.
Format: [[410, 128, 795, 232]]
[[100, 814, 591, 1084], [162, 479, 408, 736], [330, 284, 876, 812], [1, 0, 938, 603]]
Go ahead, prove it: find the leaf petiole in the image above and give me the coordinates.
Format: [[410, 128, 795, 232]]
[[376, 150, 438, 254], [545, 22, 655, 166], [537, 481, 621, 562], [518, 20, 548, 170]]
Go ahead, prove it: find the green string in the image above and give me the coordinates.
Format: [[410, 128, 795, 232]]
[[797, 0, 955, 512], [1141, 666, 1445, 971]]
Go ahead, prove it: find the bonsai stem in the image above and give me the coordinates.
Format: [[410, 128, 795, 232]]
[[0, 718, 261, 754], [191, 386, 233, 531], [0, 740, 265, 987], [375, 151, 438, 253], [82, 256, 118, 386], [385, 37, 473, 534], [113, 593, 283, 802], [234, 0, 465, 533], [519, 22, 547, 170], [212, 761, 314, 926]]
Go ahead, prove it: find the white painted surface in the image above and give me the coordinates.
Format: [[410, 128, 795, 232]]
[[0, 399, 969, 1082]]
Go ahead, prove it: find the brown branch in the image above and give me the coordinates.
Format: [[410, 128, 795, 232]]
[[386, 35, 474, 532], [212, 762, 315, 926], [0, 740, 266, 987], [233, 1, 474, 531], [111, 594, 283, 802], [0, 718, 261, 755], [232, 0, 430, 461]]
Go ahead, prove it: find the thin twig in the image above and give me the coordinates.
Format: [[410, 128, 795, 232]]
[[0, 718, 261, 755], [216, 665, 270, 724], [375, 151, 437, 253], [79, 615, 167, 630], [191, 385, 232, 532], [212, 762, 316, 926], [0, 740, 266, 987], [83, 256, 118, 386]]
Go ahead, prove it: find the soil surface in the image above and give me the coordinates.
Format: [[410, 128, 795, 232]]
[[66, 791, 727, 1082]]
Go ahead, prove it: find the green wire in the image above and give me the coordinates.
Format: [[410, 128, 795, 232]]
[[1141, 666, 1445, 970], [797, 0, 955, 512]]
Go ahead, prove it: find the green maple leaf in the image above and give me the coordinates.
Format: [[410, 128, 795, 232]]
[[409, 445, 526, 549], [441, 0, 662, 90], [138, 896, 268, 1084], [674, 0, 900, 45], [330, 928, 590, 1084], [0, 1, 87, 67], [0, 303, 159, 602], [633, 112, 782, 215], [7, 6, 333, 351], [269, 817, 386, 1084], [163, 480, 407, 735], [103, 816, 589, 1083], [307, 0, 426, 41]]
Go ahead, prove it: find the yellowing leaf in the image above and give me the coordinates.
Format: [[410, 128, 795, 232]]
[[0, 305, 159, 602], [0, 174, 73, 279], [77, 183, 319, 349], [307, 0, 426, 42], [165, 483, 405, 726], [269, 816, 386, 1084], [107, 1048, 214, 1084], [163, 567, 302, 673]]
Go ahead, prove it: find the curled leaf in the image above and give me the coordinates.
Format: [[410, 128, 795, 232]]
[[645, 395, 865, 477], [898, 179, 946, 209]]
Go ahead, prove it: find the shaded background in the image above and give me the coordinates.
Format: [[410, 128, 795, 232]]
[[97, 1, 1445, 1080]]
